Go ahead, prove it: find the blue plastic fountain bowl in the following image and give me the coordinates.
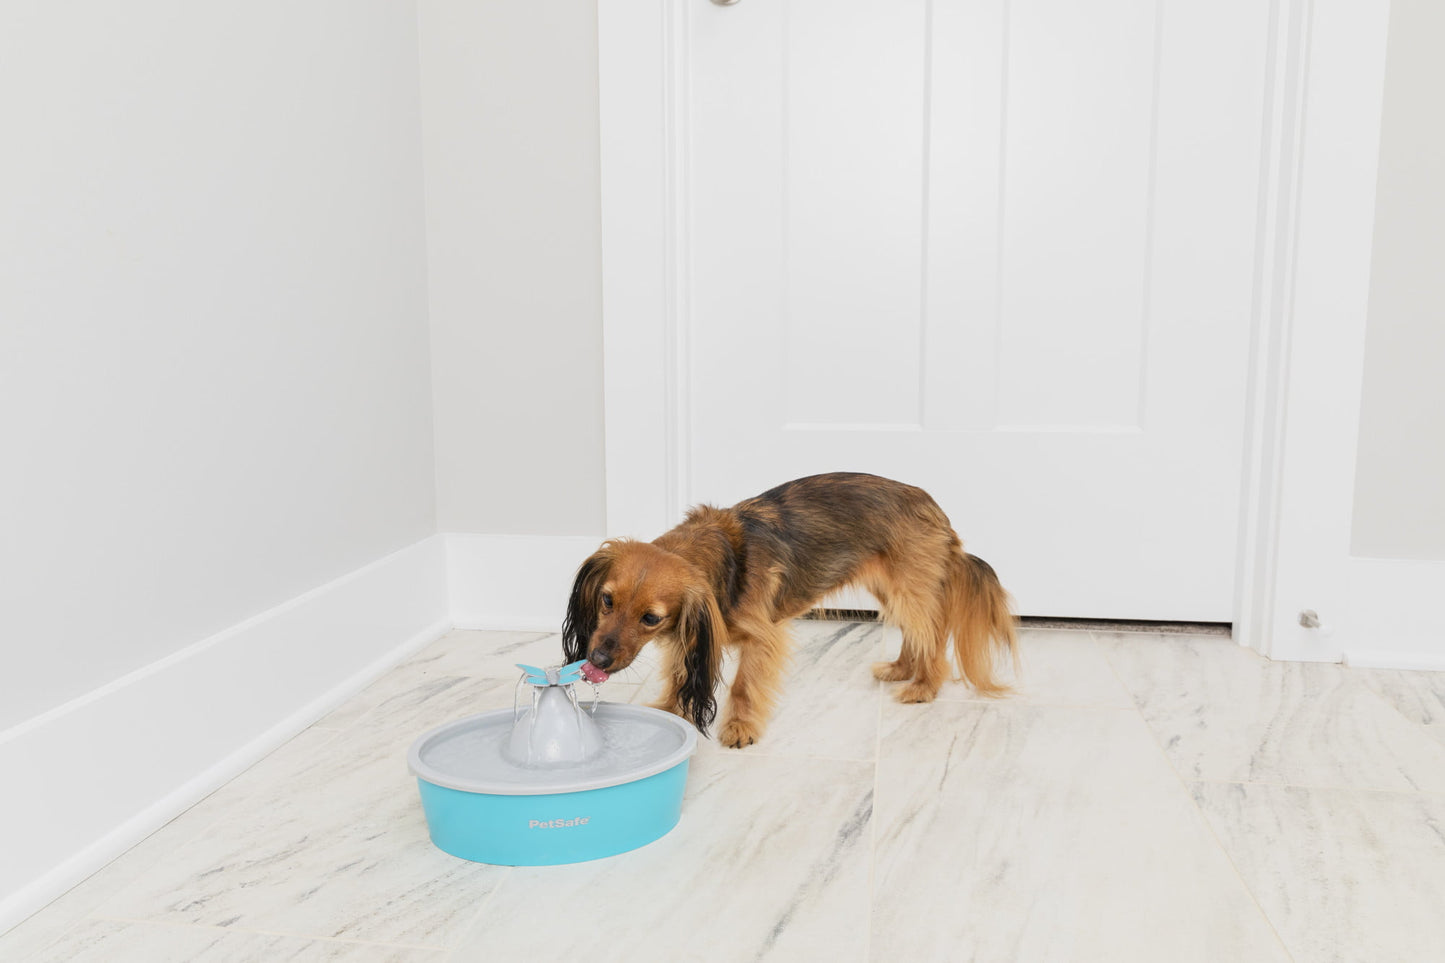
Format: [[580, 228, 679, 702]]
[[408, 703, 698, 866]]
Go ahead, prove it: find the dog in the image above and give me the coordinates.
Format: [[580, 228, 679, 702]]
[[562, 472, 1017, 748]]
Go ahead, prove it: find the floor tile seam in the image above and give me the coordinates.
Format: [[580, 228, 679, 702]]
[[83, 913, 449, 952], [1136, 689, 1445, 726], [929, 695, 1139, 711], [467, 630, 557, 651], [1088, 630, 1299, 963], [383, 631, 560, 681], [866, 676, 883, 963], [1083, 628, 1445, 799], [338, 630, 584, 720], [698, 747, 879, 766], [325, 677, 471, 735], [443, 865, 513, 951], [1182, 776, 1445, 799], [1136, 673, 1445, 794], [1080, 629, 1311, 716]]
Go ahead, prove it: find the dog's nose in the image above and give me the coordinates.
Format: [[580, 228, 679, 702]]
[[589, 650, 614, 670]]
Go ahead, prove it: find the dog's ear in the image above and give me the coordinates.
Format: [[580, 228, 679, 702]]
[[562, 545, 614, 663], [673, 586, 724, 736]]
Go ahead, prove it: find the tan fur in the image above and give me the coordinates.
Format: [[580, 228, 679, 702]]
[[563, 473, 1017, 748]]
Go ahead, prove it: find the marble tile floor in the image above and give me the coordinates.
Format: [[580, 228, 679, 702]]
[[4, 624, 1445, 962]]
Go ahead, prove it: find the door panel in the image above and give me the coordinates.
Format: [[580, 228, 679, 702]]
[[682, 0, 1270, 620]]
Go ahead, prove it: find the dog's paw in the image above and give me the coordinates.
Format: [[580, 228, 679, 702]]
[[871, 660, 912, 682], [896, 681, 940, 704], [718, 718, 761, 749]]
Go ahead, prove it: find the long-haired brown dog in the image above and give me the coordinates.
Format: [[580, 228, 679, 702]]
[[562, 472, 1017, 748]]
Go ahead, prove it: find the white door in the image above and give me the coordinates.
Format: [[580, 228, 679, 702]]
[[604, 0, 1275, 621]]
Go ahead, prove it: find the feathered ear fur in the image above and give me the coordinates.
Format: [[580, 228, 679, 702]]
[[672, 586, 725, 736], [562, 544, 615, 664]]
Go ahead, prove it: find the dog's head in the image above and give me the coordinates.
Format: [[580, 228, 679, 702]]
[[562, 539, 723, 734]]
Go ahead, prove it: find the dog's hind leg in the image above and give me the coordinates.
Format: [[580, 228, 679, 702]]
[[718, 617, 789, 748], [862, 558, 951, 703], [888, 595, 950, 703], [866, 569, 918, 682]]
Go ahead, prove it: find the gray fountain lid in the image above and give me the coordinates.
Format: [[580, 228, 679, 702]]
[[408, 702, 698, 796]]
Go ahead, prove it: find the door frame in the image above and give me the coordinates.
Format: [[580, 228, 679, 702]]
[[1241, 0, 1445, 669], [597, 0, 1397, 659]]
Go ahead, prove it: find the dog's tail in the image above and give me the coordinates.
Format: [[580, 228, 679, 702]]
[[945, 550, 1018, 695]]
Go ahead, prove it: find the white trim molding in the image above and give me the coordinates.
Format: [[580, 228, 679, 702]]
[[1239, 0, 1445, 668], [1232, 0, 1314, 658], [1253, 0, 1398, 664], [0, 536, 450, 935], [599, 0, 684, 540]]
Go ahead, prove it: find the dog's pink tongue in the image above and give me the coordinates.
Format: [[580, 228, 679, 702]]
[[581, 661, 609, 684]]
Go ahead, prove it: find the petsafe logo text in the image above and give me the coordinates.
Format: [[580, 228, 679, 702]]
[[529, 816, 590, 829]]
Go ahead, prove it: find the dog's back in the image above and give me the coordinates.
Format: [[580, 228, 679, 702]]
[[727, 472, 956, 613], [730, 472, 1016, 701]]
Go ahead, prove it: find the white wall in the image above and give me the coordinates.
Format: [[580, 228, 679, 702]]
[[0, 1, 437, 730], [1351, 0, 1445, 561], [419, 0, 607, 538]]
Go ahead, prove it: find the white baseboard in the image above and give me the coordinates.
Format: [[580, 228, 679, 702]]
[[445, 533, 602, 633], [0, 535, 449, 935]]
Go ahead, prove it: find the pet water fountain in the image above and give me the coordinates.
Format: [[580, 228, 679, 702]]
[[408, 660, 698, 865]]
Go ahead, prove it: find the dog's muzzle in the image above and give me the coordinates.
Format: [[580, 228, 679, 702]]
[[583, 646, 612, 683]]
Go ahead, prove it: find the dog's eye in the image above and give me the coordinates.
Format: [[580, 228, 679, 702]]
[[641, 613, 662, 627], [601, 592, 613, 611]]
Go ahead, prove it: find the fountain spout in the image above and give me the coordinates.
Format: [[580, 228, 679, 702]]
[[502, 661, 604, 767]]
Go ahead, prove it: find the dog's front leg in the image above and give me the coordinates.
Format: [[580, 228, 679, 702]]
[[718, 621, 788, 749]]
